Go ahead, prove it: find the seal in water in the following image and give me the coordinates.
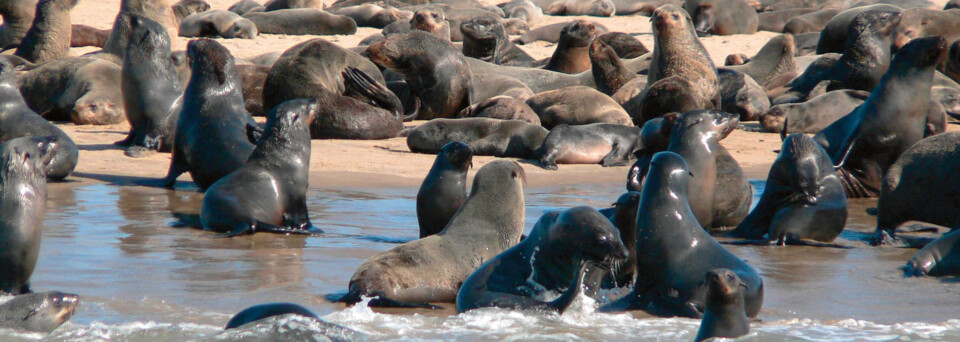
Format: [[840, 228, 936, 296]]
[[694, 269, 750, 342], [417, 141, 472, 238], [535, 123, 642, 170], [0, 59, 78, 180], [456, 207, 629, 313], [0, 137, 56, 295], [813, 36, 946, 198], [223, 302, 367, 340], [160, 39, 257, 190], [601, 151, 764, 318], [339, 160, 526, 307], [0, 291, 78, 333], [201, 99, 320, 237], [117, 15, 184, 158], [14, 0, 79, 63], [406, 118, 548, 159], [905, 229, 960, 277], [728, 133, 847, 243]]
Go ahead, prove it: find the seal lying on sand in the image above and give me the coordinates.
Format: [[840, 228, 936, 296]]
[[535, 123, 641, 170], [407, 118, 548, 159]]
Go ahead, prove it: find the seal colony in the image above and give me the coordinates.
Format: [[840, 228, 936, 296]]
[[6, 0, 960, 338]]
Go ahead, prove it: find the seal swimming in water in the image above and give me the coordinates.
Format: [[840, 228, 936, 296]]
[[339, 160, 526, 307], [455, 207, 629, 313], [406, 118, 548, 159], [602, 152, 764, 318], [117, 15, 184, 158], [223, 302, 367, 340], [535, 123, 642, 170], [159, 39, 257, 190], [695, 269, 751, 342], [0, 137, 56, 295], [0, 291, 78, 333], [200, 99, 320, 237], [905, 229, 960, 277], [728, 133, 847, 243], [417, 142, 472, 238]]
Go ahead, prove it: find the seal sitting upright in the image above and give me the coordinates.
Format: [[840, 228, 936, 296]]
[[456, 207, 629, 313], [602, 152, 764, 318], [695, 269, 751, 342], [338, 160, 527, 307], [417, 142, 472, 238], [200, 99, 320, 237]]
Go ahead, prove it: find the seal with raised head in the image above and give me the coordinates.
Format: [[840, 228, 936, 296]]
[[460, 16, 534, 66], [526, 86, 632, 129], [905, 229, 960, 277], [602, 152, 764, 318], [814, 36, 947, 198], [543, 20, 599, 74], [417, 141, 472, 238], [815, 4, 902, 54], [536, 123, 642, 170], [201, 99, 318, 236], [407, 118, 548, 159], [172, 0, 211, 23], [728, 133, 847, 243], [722, 33, 796, 90], [103, 0, 180, 56], [0, 291, 78, 333], [179, 10, 259, 39], [160, 39, 257, 190], [456, 207, 629, 313], [243, 9, 357, 35], [14, 0, 79, 64], [340, 160, 527, 307], [685, 0, 759, 35], [0, 60, 78, 180], [695, 269, 751, 342], [0, 137, 56, 295], [117, 15, 184, 158], [590, 39, 638, 96]]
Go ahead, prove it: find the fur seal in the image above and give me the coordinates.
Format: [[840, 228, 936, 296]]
[[724, 34, 796, 90], [366, 31, 473, 120], [599, 191, 641, 288], [456, 207, 629, 313], [598, 32, 648, 58], [14, 0, 78, 63], [534, 0, 616, 16], [118, 15, 184, 158], [685, 0, 759, 35], [103, 0, 180, 56], [417, 142, 472, 238], [760, 89, 869, 133], [160, 39, 257, 190], [407, 118, 548, 158], [814, 36, 947, 198], [893, 8, 960, 50], [333, 4, 411, 28], [535, 123, 641, 170], [0, 291, 78, 333], [457, 96, 540, 124], [905, 229, 960, 277], [224, 303, 366, 340], [0, 0, 36, 49], [263, 0, 322, 11], [502, 0, 543, 25], [782, 7, 840, 35], [816, 4, 902, 54], [69, 24, 110, 48], [0, 60, 78, 180], [0, 137, 56, 295], [543, 20, 599, 74], [340, 160, 526, 307], [602, 151, 764, 318], [526, 86, 632, 128], [201, 99, 320, 236], [717, 68, 769, 121], [694, 269, 750, 342], [728, 134, 847, 243], [516, 20, 609, 44], [172, 0, 211, 23], [16, 57, 125, 125], [380, 9, 451, 41], [460, 16, 534, 66], [179, 10, 258, 39], [229, 0, 265, 15], [243, 9, 358, 35], [590, 39, 638, 96], [757, 8, 817, 32]]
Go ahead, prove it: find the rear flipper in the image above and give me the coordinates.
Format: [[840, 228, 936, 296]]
[[600, 142, 632, 167], [343, 67, 404, 119]]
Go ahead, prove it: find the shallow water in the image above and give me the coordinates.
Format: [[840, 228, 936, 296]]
[[5, 179, 960, 341]]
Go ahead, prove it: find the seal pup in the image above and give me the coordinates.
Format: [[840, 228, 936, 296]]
[[201, 99, 319, 237], [728, 134, 847, 243], [535, 123, 642, 170], [0, 137, 56, 295], [159, 39, 257, 190], [0, 60, 78, 180], [602, 152, 764, 318], [456, 207, 629, 313], [526, 86, 632, 129], [224, 303, 367, 340], [14, 0, 79, 63], [179, 10, 259, 39], [407, 118, 548, 159], [118, 15, 184, 158], [759, 89, 869, 133], [543, 20, 599, 74], [417, 142, 472, 238], [598, 32, 648, 59], [340, 160, 526, 307], [905, 229, 960, 277], [717, 68, 769, 121], [814, 36, 947, 198], [695, 269, 751, 342], [0, 291, 78, 333]]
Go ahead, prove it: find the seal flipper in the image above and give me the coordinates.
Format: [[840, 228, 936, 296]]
[[600, 142, 632, 167], [246, 123, 264, 144], [546, 260, 594, 313], [342, 67, 405, 119]]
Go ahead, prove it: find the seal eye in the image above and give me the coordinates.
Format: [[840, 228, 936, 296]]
[[511, 170, 518, 178], [672, 13, 680, 20]]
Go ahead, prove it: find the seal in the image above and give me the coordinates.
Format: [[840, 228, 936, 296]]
[[782, 7, 841, 35], [814, 36, 946, 198], [171, 0, 211, 23], [70, 24, 111, 48], [0, 291, 79, 333], [816, 4, 902, 54], [200, 99, 320, 236], [263, 0, 322, 11], [223, 303, 366, 340], [456, 207, 629, 313], [728, 133, 847, 243], [502, 0, 543, 25], [366, 31, 473, 120], [717, 68, 769, 121], [723, 33, 796, 90], [877, 132, 960, 236], [460, 16, 534, 66], [339, 160, 526, 307], [601, 151, 764, 318], [333, 4, 411, 28], [892, 8, 960, 51], [535, 123, 642, 170], [229, 0, 265, 15], [590, 39, 638, 96], [515, 20, 608, 44], [625, 113, 679, 191], [16, 56, 125, 125], [0, 136, 56, 295], [598, 32, 648, 59], [534, 0, 615, 16], [695, 269, 751, 342], [103, 0, 180, 56], [526, 86, 632, 128], [237, 64, 269, 117], [417, 141, 472, 238], [905, 229, 960, 277], [159, 39, 257, 190], [685, 0, 759, 35], [243, 9, 357, 35], [0, 60, 78, 180], [14, 0, 79, 64], [407, 118, 548, 159], [757, 8, 817, 32], [0, 0, 36, 49], [543, 20, 599, 74], [179, 10, 259, 39], [944, 39, 960, 84], [117, 15, 184, 158], [760, 89, 869, 133], [457, 96, 541, 125]]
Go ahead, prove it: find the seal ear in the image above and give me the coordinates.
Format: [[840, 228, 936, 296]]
[[246, 123, 264, 144]]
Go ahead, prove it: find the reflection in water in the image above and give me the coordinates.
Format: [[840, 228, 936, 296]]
[[19, 180, 960, 341]]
